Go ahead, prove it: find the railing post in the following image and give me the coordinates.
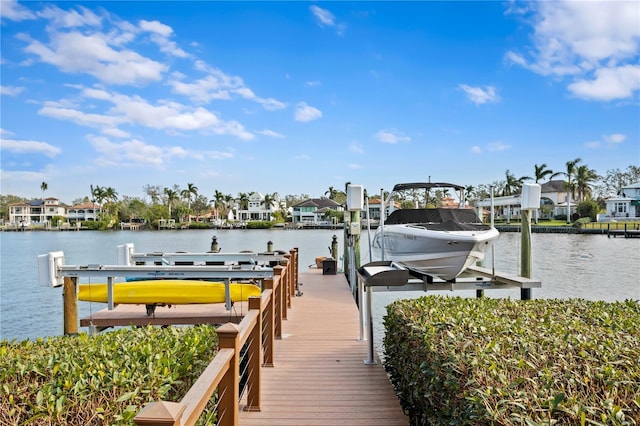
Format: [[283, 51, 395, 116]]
[[134, 401, 185, 426], [292, 248, 299, 299], [244, 297, 262, 412], [273, 266, 285, 331], [262, 278, 275, 367], [217, 323, 240, 426], [283, 254, 292, 308]]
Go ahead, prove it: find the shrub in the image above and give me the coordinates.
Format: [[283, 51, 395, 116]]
[[245, 221, 274, 229], [574, 217, 591, 228], [384, 296, 640, 425], [0, 325, 219, 425]]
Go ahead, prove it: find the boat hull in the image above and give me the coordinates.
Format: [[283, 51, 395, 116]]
[[78, 280, 261, 305], [372, 225, 498, 281]]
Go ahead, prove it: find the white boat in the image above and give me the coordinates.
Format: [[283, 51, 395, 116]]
[[372, 182, 499, 281]]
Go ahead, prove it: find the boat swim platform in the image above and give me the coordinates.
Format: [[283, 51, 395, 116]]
[[238, 268, 408, 426]]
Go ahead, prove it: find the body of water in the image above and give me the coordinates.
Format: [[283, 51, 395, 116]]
[[1, 229, 638, 341]]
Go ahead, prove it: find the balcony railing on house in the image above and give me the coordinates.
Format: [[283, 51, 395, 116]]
[[133, 249, 299, 426]]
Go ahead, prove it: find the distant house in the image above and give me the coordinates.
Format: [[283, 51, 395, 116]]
[[9, 198, 66, 226], [365, 198, 400, 222], [291, 198, 343, 223], [234, 192, 278, 222], [600, 182, 640, 221], [66, 202, 102, 222], [539, 180, 576, 218]]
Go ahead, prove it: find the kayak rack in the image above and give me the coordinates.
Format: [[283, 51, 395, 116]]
[[38, 244, 284, 312], [119, 242, 287, 266]]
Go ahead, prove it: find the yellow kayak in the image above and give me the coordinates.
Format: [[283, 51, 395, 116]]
[[78, 280, 261, 304]]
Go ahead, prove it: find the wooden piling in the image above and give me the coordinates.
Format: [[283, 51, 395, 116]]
[[63, 277, 78, 335]]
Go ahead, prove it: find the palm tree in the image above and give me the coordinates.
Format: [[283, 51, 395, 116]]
[[564, 158, 582, 223], [325, 186, 338, 200], [502, 170, 530, 223], [164, 188, 179, 219], [89, 185, 107, 221], [574, 165, 599, 201], [531, 164, 560, 223], [533, 163, 561, 183], [210, 190, 226, 222], [262, 193, 275, 220], [236, 193, 250, 221], [40, 181, 48, 223], [181, 183, 198, 223]]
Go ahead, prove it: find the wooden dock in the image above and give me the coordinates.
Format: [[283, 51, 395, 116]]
[[239, 268, 408, 426]]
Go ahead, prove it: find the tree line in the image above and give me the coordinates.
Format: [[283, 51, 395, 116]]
[[1, 163, 638, 226]]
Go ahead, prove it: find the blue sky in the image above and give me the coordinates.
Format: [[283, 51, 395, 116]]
[[1, 0, 639, 203]]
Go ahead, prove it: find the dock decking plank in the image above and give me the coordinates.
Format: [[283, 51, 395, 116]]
[[239, 269, 408, 426]]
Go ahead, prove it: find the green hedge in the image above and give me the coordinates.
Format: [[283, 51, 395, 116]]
[[0, 325, 219, 425], [383, 297, 640, 425]]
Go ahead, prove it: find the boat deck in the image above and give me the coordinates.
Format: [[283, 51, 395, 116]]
[[239, 268, 408, 426]]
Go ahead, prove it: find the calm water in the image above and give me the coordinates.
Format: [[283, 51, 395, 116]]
[[1, 229, 638, 341]]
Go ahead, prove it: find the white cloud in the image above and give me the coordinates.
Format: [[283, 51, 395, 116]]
[[486, 142, 511, 151], [603, 133, 626, 145], [0, 85, 25, 96], [505, 1, 640, 102], [168, 68, 286, 110], [37, 5, 101, 28], [41, 90, 255, 140], [139, 19, 173, 37], [306, 81, 321, 87], [293, 154, 311, 160], [470, 146, 482, 154], [0, 138, 62, 157], [0, 0, 36, 21], [374, 129, 411, 144], [348, 163, 362, 170], [23, 31, 167, 85], [88, 135, 220, 167], [459, 84, 500, 105], [258, 129, 285, 138], [294, 102, 322, 122], [568, 65, 640, 102], [310, 5, 335, 27], [309, 5, 346, 35], [585, 141, 600, 149]]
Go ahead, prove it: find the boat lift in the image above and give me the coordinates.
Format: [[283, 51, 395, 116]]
[[38, 244, 284, 312], [356, 261, 542, 365]]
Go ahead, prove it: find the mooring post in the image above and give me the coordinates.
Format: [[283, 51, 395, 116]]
[[63, 277, 78, 335], [331, 234, 338, 260], [267, 240, 273, 252], [520, 209, 532, 300], [210, 235, 219, 252]]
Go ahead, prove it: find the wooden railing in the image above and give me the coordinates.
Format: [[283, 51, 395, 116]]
[[133, 248, 298, 426]]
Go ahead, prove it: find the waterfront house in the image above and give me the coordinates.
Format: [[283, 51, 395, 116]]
[[8, 198, 66, 226], [365, 198, 400, 224], [291, 198, 343, 224], [600, 182, 640, 221], [66, 202, 102, 222], [234, 192, 279, 222]]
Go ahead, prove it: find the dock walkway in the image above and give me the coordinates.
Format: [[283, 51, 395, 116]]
[[239, 268, 408, 426]]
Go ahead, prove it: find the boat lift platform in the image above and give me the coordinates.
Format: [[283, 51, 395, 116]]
[[367, 264, 542, 293], [357, 261, 542, 364]]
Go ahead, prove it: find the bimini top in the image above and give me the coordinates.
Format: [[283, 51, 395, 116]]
[[391, 182, 465, 192]]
